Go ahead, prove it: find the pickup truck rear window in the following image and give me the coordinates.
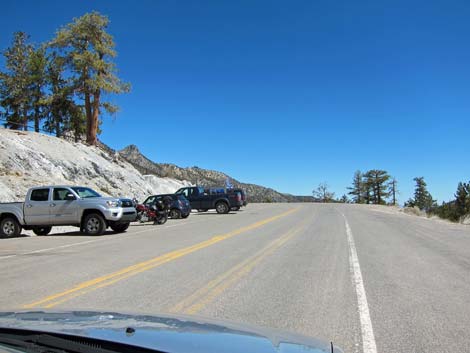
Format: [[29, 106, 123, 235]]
[[30, 188, 50, 201]]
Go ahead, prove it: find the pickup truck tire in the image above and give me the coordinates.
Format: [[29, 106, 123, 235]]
[[181, 213, 189, 219], [110, 222, 130, 233], [32, 226, 52, 236], [169, 209, 181, 219], [82, 213, 106, 236], [215, 201, 230, 214], [0, 217, 21, 238]]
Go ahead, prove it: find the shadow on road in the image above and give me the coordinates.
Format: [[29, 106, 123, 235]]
[[192, 212, 237, 216], [41, 230, 118, 237], [1, 233, 29, 240]]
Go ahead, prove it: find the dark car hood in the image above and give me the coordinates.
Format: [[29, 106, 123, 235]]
[[0, 311, 342, 353]]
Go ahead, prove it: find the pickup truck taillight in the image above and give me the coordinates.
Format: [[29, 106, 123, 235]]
[[236, 194, 241, 202]]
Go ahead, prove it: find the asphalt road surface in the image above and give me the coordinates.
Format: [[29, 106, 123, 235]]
[[1, 203, 469, 353]]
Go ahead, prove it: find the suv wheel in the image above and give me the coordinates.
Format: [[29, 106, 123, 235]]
[[33, 226, 52, 236], [0, 217, 22, 238], [215, 202, 229, 214], [169, 209, 181, 219], [82, 213, 106, 236]]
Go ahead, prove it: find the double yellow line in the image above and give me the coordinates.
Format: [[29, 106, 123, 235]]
[[169, 224, 305, 314], [23, 208, 298, 309]]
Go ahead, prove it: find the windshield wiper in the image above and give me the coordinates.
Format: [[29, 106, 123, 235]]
[[0, 328, 166, 353]]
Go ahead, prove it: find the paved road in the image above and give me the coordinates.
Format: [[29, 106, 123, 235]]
[[1, 203, 469, 353]]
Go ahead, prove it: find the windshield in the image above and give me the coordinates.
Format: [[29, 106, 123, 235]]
[[71, 187, 101, 198]]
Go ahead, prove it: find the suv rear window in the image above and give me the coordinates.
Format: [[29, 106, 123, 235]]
[[30, 188, 50, 201]]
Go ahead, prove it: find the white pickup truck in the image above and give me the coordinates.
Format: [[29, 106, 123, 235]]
[[0, 186, 137, 237]]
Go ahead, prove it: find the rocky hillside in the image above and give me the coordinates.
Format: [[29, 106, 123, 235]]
[[0, 130, 191, 202], [119, 145, 310, 203]]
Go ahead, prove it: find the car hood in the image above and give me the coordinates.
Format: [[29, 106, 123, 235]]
[[0, 311, 342, 353]]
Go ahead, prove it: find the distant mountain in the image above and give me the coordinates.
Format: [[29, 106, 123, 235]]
[[118, 145, 312, 203]]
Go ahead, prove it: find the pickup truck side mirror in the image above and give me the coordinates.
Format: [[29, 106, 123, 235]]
[[65, 193, 76, 201]]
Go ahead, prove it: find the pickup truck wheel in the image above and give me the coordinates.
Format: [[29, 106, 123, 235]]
[[82, 213, 106, 236], [169, 209, 181, 219], [181, 213, 189, 219], [110, 222, 130, 233], [0, 217, 22, 238], [216, 202, 229, 214], [32, 226, 52, 236]]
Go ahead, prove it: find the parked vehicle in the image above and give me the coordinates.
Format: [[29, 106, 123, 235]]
[[206, 187, 247, 211], [135, 196, 171, 225], [142, 194, 190, 219], [175, 186, 243, 214], [0, 186, 136, 237]]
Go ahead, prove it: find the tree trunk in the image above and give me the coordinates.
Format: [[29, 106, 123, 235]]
[[34, 104, 40, 132], [89, 90, 100, 146], [22, 108, 28, 131], [377, 183, 381, 205], [85, 91, 93, 144], [54, 112, 61, 138]]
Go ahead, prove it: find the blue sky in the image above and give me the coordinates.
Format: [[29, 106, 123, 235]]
[[1, 0, 469, 203]]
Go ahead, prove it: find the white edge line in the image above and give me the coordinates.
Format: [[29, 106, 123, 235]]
[[342, 212, 378, 353]]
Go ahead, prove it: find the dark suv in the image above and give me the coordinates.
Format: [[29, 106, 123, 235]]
[[142, 194, 191, 219], [207, 188, 247, 210]]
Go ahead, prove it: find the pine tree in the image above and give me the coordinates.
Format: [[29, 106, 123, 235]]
[[454, 182, 470, 218], [313, 182, 335, 203], [49, 11, 130, 145], [0, 32, 33, 130], [388, 177, 398, 205], [347, 170, 363, 203], [363, 170, 390, 204], [43, 52, 82, 138], [28, 47, 48, 132], [412, 177, 435, 211], [362, 177, 373, 204]]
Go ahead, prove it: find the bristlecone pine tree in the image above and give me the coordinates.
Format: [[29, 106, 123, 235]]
[[49, 11, 130, 145]]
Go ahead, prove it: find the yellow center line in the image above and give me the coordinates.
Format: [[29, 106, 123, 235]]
[[170, 220, 308, 315], [23, 207, 299, 309]]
